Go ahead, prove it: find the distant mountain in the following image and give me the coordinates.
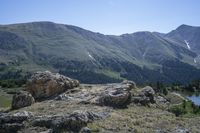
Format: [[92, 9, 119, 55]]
[[0, 22, 200, 84], [166, 24, 200, 64]]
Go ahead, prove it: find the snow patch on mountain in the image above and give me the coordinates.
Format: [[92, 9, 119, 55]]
[[184, 40, 191, 50], [194, 59, 197, 63], [88, 52, 96, 61], [194, 55, 200, 64], [142, 48, 149, 59]]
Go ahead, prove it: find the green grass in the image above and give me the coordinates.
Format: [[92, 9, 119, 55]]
[[3, 87, 24, 94], [169, 100, 200, 117], [0, 87, 23, 108], [87, 105, 200, 132], [95, 69, 125, 80], [0, 92, 12, 108]]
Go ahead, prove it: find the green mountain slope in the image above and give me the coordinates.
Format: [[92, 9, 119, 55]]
[[0, 22, 200, 84]]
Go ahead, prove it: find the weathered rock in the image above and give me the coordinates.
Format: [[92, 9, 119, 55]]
[[80, 127, 91, 133], [132, 96, 151, 105], [98, 81, 134, 108], [40, 129, 53, 133], [32, 111, 103, 132], [0, 111, 33, 124], [139, 86, 155, 102], [26, 71, 79, 100], [0, 123, 24, 133], [132, 86, 155, 105], [122, 80, 136, 89], [54, 85, 90, 102], [155, 95, 169, 104], [0, 111, 32, 133], [54, 93, 74, 101], [0, 114, 27, 125], [13, 111, 34, 118], [140, 86, 155, 97], [12, 91, 35, 109], [172, 127, 189, 133]]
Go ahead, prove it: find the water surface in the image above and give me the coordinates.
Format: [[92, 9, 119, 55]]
[[187, 95, 200, 106]]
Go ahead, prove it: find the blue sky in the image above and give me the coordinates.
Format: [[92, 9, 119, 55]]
[[0, 0, 200, 35]]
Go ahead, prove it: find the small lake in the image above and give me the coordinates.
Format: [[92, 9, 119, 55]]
[[178, 91, 200, 106], [187, 95, 200, 106]]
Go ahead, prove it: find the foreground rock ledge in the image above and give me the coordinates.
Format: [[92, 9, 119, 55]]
[[0, 111, 104, 133], [26, 71, 79, 100]]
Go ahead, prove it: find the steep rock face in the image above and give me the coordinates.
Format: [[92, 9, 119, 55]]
[[12, 91, 35, 110], [26, 71, 79, 100]]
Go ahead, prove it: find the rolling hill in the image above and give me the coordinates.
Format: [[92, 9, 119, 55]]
[[0, 22, 200, 84]]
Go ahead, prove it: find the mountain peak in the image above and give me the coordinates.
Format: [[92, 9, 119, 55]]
[[176, 24, 200, 31], [176, 24, 192, 30]]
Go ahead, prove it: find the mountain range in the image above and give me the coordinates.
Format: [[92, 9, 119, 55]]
[[0, 22, 200, 84]]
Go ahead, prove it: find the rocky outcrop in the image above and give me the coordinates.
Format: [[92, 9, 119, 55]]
[[132, 86, 156, 105], [121, 80, 136, 89], [12, 91, 35, 109], [97, 81, 135, 108], [26, 71, 79, 100], [155, 95, 170, 105], [32, 111, 104, 132], [0, 111, 33, 133], [0, 110, 104, 133], [80, 127, 91, 133], [2, 78, 198, 132], [140, 86, 155, 102]]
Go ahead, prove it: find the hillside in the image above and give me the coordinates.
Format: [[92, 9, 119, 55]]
[[0, 22, 200, 84]]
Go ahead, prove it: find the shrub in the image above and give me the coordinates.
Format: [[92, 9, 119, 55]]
[[169, 105, 186, 116], [163, 88, 168, 95]]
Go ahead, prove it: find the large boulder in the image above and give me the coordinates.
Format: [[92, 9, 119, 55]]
[[139, 86, 155, 103], [132, 86, 156, 105], [98, 80, 135, 108], [26, 71, 79, 100], [12, 91, 35, 110]]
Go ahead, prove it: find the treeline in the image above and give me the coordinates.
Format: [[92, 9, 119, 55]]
[[0, 69, 30, 88], [183, 80, 200, 92], [143, 81, 169, 95], [143, 79, 200, 96], [0, 79, 26, 88], [121, 60, 200, 84], [167, 79, 200, 92], [59, 69, 122, 84]]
